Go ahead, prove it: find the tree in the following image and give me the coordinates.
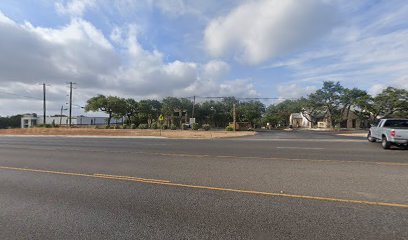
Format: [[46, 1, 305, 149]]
[[138, 99, 162, 127], [85, 95, 125, 126], [263, 99, 304, 127], [371, 87, 408, 119], [237, 101, 265, 127], [0, 115, 22, 129], [340, 88, 372, 126], [306, 81, 344, 128], [123, 98, 138, 125]]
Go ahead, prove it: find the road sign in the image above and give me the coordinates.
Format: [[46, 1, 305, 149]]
[[159, 114, 164, 121]]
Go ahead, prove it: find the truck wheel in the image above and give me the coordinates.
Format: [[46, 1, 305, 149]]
[[382, 137, 391, 149], [367, 132, 376, 142]]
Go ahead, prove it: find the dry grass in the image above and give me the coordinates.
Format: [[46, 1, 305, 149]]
[[0, 128, 256, 139]]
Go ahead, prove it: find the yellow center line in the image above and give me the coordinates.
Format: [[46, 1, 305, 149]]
[[1, 165, 407, 208], [93, 173, 170, 183]]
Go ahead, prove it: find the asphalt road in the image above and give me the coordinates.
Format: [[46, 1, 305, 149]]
[[0, 130, 407, 239]]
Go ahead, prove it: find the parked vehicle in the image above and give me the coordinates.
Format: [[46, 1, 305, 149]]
[[367, 119, 408, 149]]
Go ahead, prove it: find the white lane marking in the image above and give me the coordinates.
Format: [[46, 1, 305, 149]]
[[276, 147, 325, 150]]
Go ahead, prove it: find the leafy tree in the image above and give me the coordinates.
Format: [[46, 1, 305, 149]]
[[0, 115, 22, 129], [263, 99, 304, 127], [85, 95, 125, 126], [340, 88, 372, 125], [138, 99, 162, 127], [237, 101, 265, 126], [305, 81, 344, 128], [371, 87, 408, 119], [123, 98, 138, 125]]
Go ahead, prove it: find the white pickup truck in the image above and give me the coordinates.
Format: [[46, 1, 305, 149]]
[[367, 119, 408, 149]]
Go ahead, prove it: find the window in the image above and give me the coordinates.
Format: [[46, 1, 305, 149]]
[[383, 120, 408, 128]]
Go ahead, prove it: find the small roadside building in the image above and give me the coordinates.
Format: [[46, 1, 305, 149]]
[[289, 113, 312, 128], [20, 113, 121, 128]]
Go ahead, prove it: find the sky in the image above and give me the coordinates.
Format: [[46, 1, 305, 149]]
[[0, 0, 407, 116]]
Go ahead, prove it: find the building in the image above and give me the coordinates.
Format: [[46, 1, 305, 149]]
[[289, 113, 312, 128], [20, 113, 121, 128], [289, 110, 369, 129]]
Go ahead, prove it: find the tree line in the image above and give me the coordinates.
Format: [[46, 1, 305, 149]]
[[85, 95, 265, 129], [263, 82, 408, 128], [0, 115, 21, 129], [1, 81, 406, 129], [85, 81, 407, 129]]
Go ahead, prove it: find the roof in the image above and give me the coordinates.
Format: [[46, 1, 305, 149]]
[[291, 113, 302, 118]]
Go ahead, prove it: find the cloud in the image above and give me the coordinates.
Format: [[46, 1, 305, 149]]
[[204, 0, 337, 65], [277, 84, 317, 99], [0, 12, 258, 115], [261, 1, 408, 92], [55, 0, 96, 17], [0, 16, 118, 88]]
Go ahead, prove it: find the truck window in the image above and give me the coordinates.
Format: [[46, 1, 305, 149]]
[[383, 120, 408, 128]]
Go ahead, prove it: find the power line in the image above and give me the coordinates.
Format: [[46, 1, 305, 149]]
[[0, 90, 43, 101]]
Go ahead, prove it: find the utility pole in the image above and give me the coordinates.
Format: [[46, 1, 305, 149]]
[[192, 96, 196, 118], [68, 82, 76, 127], [233, 103, 236, 131], [42, 83, 46, 125]]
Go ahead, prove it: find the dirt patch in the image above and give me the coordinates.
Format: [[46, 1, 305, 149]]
[[0, 128, 256, 139]]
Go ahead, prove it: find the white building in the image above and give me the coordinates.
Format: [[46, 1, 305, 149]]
[[21, 114, 121, 128], [289, 113, 312, 128]]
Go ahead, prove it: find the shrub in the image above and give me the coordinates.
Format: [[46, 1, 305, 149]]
[[151, 122, 159, 129], [182, 124, 189, 130], [161, 125, 168, 130], [45, 124, 52, 128], [105, 125, 110, 129], [122, 124, 128, 129], [202, 124, 210, 131], [225, 126, 234, 131], [138, 123, 148, 129], [131, 124, 137, 129], [192, 123, 199, 130], [170, 124, 177, 130]]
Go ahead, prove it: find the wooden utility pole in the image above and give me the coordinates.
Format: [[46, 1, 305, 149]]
[[68, 82, 75, 127], [42, 83, 46, 125], [233, 103, 236, 131]]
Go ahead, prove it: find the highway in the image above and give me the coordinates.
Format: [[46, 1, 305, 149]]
[[0, 131, 407, 239]]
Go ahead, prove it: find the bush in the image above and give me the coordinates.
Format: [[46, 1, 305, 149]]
[[202, 124, 210, 131], [45, 124, 52, 128], [122, 124, 128, 129], [151, 122, 159, 129], [170, 124, 177, 130], [161, 125, 168, 130], [105, 125, 110, 129], [131, 124, 137, 129], [225, 126, 234, 131], [192, 123, 199, 130], [138, 123, 148, 129], [182, 124, 189, 130]]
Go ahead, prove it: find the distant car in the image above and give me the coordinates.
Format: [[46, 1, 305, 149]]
[[367, 119, 408, 149]]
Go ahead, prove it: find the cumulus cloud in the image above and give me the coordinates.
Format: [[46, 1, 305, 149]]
[[204, 0, 337, 65], [0, 16, 118, 88], [0, 12, 258, 115]]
